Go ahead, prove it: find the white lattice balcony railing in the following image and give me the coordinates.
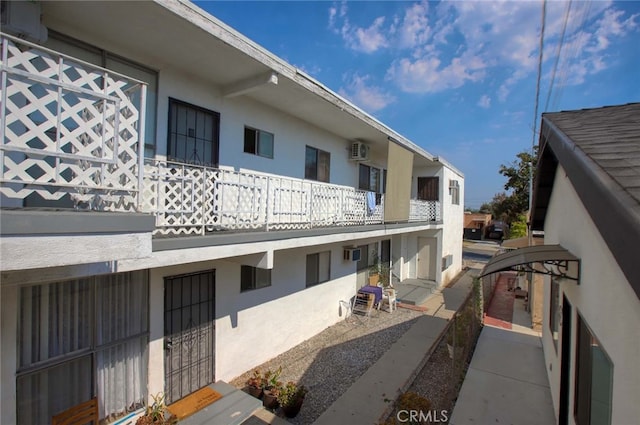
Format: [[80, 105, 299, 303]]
[[0, 33, 146, 210], [409, 199, 441, 222], [142, 159, 385, 235]]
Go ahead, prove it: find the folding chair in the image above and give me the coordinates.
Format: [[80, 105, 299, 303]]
[[351, 292, 375, 323]]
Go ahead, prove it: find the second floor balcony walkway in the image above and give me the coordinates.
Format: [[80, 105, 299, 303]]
[[0, 33, 442, 238]]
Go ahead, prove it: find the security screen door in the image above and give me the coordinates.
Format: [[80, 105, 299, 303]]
[[164, 270, 216, 404]]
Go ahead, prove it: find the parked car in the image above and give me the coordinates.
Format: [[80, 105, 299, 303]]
[[485, 221, 507, 240]]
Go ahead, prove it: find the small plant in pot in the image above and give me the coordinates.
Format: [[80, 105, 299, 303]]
[[278, 381, 308, 418], [262, 367, 283, 409], [246, 369, 265, 399], [135, 393, 177, 425], [262, 382, 282, 410]]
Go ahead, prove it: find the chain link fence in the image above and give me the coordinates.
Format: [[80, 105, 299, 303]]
[[382, 277, 484, 425]]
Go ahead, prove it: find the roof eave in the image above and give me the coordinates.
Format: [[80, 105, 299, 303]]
[[533, 115, 640, 298]]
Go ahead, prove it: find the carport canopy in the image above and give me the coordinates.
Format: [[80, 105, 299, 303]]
[[479, 244, 580, 281]]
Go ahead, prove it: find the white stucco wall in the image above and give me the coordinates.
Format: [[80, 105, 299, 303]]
[[441, 166, 464, 284], [144, 242, 360, 384], [215, 243, 357, 380], [541, 166, 640, 425], [155, 72, 372, 188], [412, 165, 464, 285]]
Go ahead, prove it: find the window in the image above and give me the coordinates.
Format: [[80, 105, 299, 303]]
[[306, 251, 331, 287], [305, 146, 330, 182], [449, 179, 460, 205], [574, 315, 613, 425], [359, 164, 386, 204], [45, 31, 158, 158], [244, 127, 274, 158], [168, 99, 220, 166], [549, 277, 561, 351], [380, 239, 391, 265], [356, 245, 369, 271], [16, 272, 149, 424], [241, 265, 272, 292]]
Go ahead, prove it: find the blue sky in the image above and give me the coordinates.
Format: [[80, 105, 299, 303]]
[[197, 0, 640, 208]]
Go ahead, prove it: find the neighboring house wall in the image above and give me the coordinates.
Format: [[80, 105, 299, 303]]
[[463, 213, 491, 228], [541, 165, 640, 424]]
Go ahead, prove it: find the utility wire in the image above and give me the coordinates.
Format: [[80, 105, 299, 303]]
[[528, 0, 546, 243], [545, 0, 572, 112]]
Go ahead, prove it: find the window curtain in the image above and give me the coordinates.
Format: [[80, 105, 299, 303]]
[[17, 281, 93, 425], [96, 271, 148, 420], [17, 272, 149, 424]]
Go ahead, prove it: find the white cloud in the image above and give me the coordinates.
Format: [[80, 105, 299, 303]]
[[397, 1, 431, 49], [387, 51, 487, 94], [339, 73, 396, 113], [328, 1, 388, 53], [589, 8, 637, 51], [328, 0, 639, 99], [478, 95, 491, 109], [351, 16, 389, 53]]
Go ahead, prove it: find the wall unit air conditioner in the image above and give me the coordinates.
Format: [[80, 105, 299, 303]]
[[343, 247, 362, 262], [1, 1, 48, 44], [350, 141, 370, 161]]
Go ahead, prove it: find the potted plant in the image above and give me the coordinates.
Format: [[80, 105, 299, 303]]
[[368, 255, 392, 288], [262, 367, 282, 409], [246, 369, 265, 399], [277, 381, 308, 418], [135, 393, 177, 425]]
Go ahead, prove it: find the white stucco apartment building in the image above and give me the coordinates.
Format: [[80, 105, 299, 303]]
[[481, 103, 640, 425], [0, 1, 464, 424]]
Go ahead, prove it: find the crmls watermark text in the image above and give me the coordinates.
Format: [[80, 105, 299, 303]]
[[396, 409, 449, 423]]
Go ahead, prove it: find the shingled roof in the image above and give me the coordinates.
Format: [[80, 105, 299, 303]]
[[531, 103, 640, 298]]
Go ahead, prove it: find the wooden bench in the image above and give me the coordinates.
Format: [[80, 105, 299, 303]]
[[52, 397, 99, 425]]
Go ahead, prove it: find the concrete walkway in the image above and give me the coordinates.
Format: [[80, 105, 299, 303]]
[[312, 269, 478, 425], [449, 275, 555, 425]]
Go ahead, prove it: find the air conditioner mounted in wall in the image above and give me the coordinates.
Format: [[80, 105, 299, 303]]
[[1, 1, 48, 44], [343, 247, 362, 262], [350, 141, 370, 161]]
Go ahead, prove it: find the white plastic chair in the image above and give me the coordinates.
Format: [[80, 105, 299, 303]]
[[380, 287, 397, 313]]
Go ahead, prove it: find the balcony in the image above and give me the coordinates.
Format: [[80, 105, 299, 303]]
[[1, 34, 441, 237]]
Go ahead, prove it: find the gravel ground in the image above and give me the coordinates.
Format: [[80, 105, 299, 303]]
[[231, 272, 479, 425], [230, 307, 424, 425]]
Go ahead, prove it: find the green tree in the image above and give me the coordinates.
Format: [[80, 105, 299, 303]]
[[478, 146, 538, 226], [498, 146, 538, 218], [509, 214, 528, 239]]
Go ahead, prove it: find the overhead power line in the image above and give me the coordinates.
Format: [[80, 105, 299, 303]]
[[545, 0, 572, 112], [528, 0, 547, 215]]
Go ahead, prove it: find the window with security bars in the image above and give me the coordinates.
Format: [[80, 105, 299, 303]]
[[167, 98, 220, 166], [16, 271, 149, 424]]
